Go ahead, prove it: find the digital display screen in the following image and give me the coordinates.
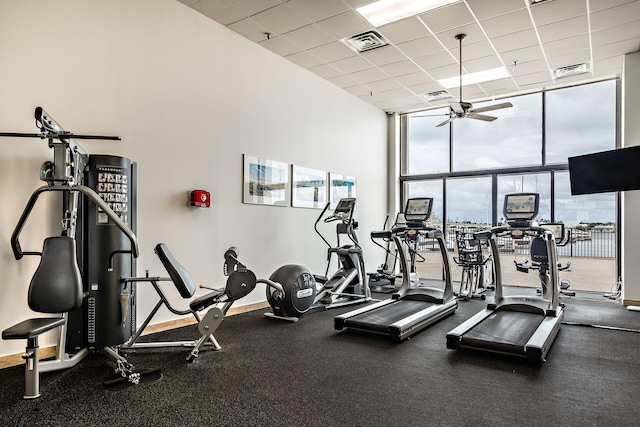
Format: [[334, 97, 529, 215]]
[[404, 197, 432, 221], [504, 193, 538, 220], [569, 146, 640, 195], [334, 197, 355, 213]]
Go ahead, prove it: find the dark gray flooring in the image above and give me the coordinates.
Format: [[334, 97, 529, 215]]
[[1, 289, 639, 426]]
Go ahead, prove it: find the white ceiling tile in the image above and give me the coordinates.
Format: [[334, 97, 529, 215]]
[[378, 16, 431, 44], [407, 81, 447, 95], [309, 63, 343, 79], [258, 34, 302, 56], [589, 0, 637, 13], [418, 1, 475, 33], [462, 55, 504, 73], [593, 56, 624, 76], [591, 1, 640, 31], [316, 10, 372, 40], [547, 49, 591, 69], [466, 0, 526, 21], [396, 36, 443, 57], [191, 0, 246, 25], [360, 46, 407, 67], [378, 60, 423, 77], [413, 50, 457, 71], [252, 4, 312, 34], [514, 71, 553, 86], [306, 41, 355, 63], [284, 24, 335, 50], [478, 77, 518, 93], [481, 9, 534, 39], [377, 87, 415, 101], [448, 39, 495, 62], [529, 0, 587, 26], [543, 34, 590, 58], [499, 45, 546, 67], [593, 38, 640, 60], [394, 71, 434, 86], [228, 18, 273, 42], [330, 55, 373, 73], [366, 78, 403, 93], [221, 0, 283, 16], [344, 84, 373, 97], [427, 63, 461, 80], [285, 50, 324, 68], [434, 23, 486, 49], [537, 16, 589, 43], [591, 20, 640, 47], [491, 29, 540, 53], [328, 74, 360, 88], [508, 59, 549, 77], [286, 0, 350, 22], [349, 67, 388, 84]]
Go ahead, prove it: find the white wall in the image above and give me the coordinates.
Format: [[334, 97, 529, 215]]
[[0, 0, 388, 357], [622, 50, 640, 305]]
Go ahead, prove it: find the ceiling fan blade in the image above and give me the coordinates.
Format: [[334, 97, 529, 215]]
[[436, 117, 454, 127], [468, 113, 497, 122], [448, 101, 465, 114], [411, 113, 451, 118], [471, 102, 513, 114]]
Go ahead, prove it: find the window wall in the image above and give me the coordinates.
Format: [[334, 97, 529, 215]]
[[401, 79, 619, 289]]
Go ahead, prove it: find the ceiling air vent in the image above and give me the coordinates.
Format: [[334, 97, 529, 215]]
[[422, 90, 451, 101], [342, 31, 389, 53], [554, 63, 590, 79]]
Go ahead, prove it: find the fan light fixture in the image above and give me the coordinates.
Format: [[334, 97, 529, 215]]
[[356, 0, 459, 27], [438, 67, 509, 89]]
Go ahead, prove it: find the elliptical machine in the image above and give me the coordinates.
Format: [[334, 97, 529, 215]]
[[264, 198, 372, 321]]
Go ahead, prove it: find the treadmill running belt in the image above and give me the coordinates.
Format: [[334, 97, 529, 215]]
[[343, 300, 433, 333], [462, 311, 543, 355]]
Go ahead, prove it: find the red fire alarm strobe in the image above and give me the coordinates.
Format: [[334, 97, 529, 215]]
[[189, 190, 211, 207]]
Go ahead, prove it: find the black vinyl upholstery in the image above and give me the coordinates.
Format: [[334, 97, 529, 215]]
[[530, 237, 549, 265], [155, 243, 197, 298], [28, 237, 83, 313]]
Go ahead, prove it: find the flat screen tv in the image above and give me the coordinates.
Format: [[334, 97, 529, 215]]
[[568, 145, 640, 195]]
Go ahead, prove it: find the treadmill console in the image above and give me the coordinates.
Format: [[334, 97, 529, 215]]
[[504, 193, 538, 227], [403, 197, 432, 228]]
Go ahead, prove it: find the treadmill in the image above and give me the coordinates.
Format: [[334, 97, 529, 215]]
[[335, 197, 457, 341], [446, 193, 563, 363]]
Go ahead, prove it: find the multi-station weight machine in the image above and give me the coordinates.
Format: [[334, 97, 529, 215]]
[[1, 107, 159, 398]]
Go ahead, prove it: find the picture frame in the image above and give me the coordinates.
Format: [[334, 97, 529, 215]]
[[291, 165, 327, 209], [243, 155, 290, 206], [329, 173, 357, 208]]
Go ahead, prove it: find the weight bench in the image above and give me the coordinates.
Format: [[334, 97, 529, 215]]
[[2, 236, 84, 399], [121, 244, 256, 362]]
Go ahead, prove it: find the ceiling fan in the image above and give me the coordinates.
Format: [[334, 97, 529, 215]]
[[417, 34, 513, 127]]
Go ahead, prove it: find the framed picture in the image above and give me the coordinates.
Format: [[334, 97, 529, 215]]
[[329, 173, 357, 208], [243, 155, 290, 206], [291, 165, 327, 209]]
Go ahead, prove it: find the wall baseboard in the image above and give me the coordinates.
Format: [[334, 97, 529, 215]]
[[623, 299, 640, 308], [0, 301, 269, 370]]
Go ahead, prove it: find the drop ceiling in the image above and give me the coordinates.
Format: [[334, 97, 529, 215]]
[[178, 0, 640, 114]]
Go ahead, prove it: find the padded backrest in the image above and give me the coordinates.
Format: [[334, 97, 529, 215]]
[[155, 243, 196, 298], [28, 236, 83, 313], [530, 237, 549, 264]]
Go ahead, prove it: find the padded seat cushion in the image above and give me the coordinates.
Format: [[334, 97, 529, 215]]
[[189, 290, 224, 312], [2, 317, 65, 340]]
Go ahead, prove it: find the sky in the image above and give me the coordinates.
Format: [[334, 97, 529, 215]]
[[405, 80, 617, 225]]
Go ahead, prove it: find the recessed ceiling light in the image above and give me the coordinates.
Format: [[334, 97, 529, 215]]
[[554, 63, 590, 78], [437, 67, 510, 89], [356, 0, 460, 27]]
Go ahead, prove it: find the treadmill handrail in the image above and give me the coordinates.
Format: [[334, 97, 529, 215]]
[[11, 184, 139, 260]]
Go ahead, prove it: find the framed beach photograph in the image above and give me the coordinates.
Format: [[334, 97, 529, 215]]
[[329, 173, 357, 209], [243, 155, 290, 206], [291, 165, 327, 209]]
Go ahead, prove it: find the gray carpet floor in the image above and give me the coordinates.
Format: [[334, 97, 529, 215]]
[[1, 289, 639, 426]]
